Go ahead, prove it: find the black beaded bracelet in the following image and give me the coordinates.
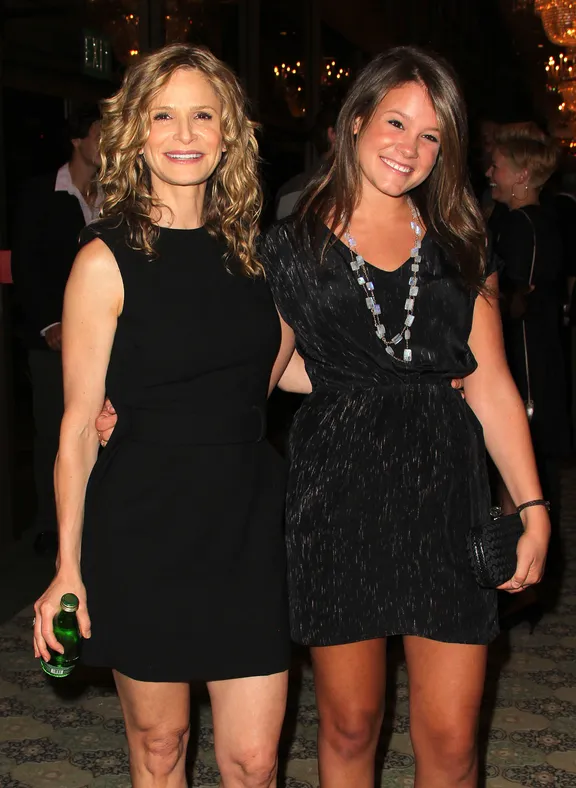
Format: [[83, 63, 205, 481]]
[[517, 499, 551, 513]]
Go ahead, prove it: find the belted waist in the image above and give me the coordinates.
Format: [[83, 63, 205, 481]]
[[117, 403, 267, 446], [314, 375, 459, 393]]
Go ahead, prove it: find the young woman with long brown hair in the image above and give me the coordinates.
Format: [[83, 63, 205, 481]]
[[260, 47, 550, 788], [32, 44, 294, 788]]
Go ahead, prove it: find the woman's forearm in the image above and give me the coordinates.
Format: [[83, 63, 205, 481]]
[[465, 372, 543, 507], [54, 413, 100, 574]]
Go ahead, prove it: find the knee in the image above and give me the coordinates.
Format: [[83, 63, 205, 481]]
[[135, 724, 190, 778], [412, 720, 477, 779], [219, 745, 278, 788], [320, 707, 382, 761]]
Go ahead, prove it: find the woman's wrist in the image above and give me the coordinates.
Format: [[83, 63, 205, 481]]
[[521, 506, 551, 535], [55, 552, 82, 576]]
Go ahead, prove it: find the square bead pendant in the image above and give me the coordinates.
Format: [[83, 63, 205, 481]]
[[376, 325, 386, 339], [411, 263, 420, 272], [357, 276, 365, 285], [409, 286, 419, 297], [366, 281, 374, 291], [405, 298, 414, 310], [385, 346, 395, 356], [405, 314, 415, 327], [403, 348, 413, 363], [351, 260, 361, 271], [366, 296, 375, 309]]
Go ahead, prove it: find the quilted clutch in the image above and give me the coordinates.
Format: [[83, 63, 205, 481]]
[[467, 510, 524, 588]]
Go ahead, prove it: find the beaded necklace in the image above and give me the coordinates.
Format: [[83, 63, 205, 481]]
[[344, 198, 422, 364]]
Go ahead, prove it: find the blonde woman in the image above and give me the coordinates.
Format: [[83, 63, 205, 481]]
[[32, 44, 292, 788], [486, 123, 568, 535]]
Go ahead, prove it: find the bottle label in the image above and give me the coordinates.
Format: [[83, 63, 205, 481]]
[[40, 661, 75, 678]]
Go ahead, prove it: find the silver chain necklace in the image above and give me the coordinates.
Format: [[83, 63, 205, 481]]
[[344, 198, 423, 364]]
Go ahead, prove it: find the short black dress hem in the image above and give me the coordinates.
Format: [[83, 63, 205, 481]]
[[82, 656, 291, 684], [291, 624, 500, 649]]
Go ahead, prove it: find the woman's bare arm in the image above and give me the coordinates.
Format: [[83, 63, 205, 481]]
[[33, 238, 123, 661], [463, 273, 550, 592], [268, 314, 312, 395]]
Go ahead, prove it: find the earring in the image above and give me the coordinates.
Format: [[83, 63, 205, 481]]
[[511, 182, 529, 201]]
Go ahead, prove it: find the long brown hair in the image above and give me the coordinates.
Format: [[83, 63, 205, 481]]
[[298, 46, 487, 289], [99, 43, 263, 275]]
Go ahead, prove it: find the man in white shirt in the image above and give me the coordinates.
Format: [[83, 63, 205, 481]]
[[11, 105, 102, 552]]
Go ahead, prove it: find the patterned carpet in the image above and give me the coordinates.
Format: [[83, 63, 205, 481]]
[[1, 471, 576, 787]]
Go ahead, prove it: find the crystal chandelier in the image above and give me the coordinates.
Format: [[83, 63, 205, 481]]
[[560, 77, 576, 107], [536, 2, 576, 47], [543, 50, 576, 115]]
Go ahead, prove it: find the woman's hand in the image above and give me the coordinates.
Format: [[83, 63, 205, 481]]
[[451, 378, 465, 397], [497, 510, 550, 594], [33, 571, 91, 662], [95, 398, 117, 447]]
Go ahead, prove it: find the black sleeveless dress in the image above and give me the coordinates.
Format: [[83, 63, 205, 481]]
[[261, 220, 499, 647], [79, 218, 290, 682]]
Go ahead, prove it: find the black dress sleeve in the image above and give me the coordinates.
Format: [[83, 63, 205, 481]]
[[484, 229, 503, 282], [78, 216, 125, 252], [493, 209, 534, 287], [259, 220, 303, 329]]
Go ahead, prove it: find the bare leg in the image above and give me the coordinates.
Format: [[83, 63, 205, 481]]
[[311, 639, 387, 788], [404, 636, 487, 788], [114, 671, 190, 788], [207, 670, 288, 788]]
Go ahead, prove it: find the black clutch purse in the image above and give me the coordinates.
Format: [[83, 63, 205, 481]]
[[467, 500, 550, 588]]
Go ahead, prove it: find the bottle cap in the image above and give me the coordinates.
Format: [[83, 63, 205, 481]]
[[61, 593, 79, 612]]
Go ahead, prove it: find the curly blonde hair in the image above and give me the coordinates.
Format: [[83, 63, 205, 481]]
[[99, 44, 263, 275], [494, 122, 559, 189]]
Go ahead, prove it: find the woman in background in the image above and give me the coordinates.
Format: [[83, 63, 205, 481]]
[[487, 123, 568, 598]]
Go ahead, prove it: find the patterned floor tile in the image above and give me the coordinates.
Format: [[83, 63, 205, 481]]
[[91, 777, 132, 788], [11, 760, 90, 788], [491, 708, 550, 732], [69, 749, 129, 778], [0, 774, 31, 788], [0, 722, 54, 745], [502, 762, 575, 785]]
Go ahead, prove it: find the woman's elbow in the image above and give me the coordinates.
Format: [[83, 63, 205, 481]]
[[59, 408, 99, 447]]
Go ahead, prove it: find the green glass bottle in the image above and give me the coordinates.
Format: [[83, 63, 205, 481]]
[[40, 593, 81, 678]]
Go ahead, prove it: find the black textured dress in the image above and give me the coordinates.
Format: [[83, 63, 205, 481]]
[[80, 219, 290, 682], [261, 220, 499, 647]]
